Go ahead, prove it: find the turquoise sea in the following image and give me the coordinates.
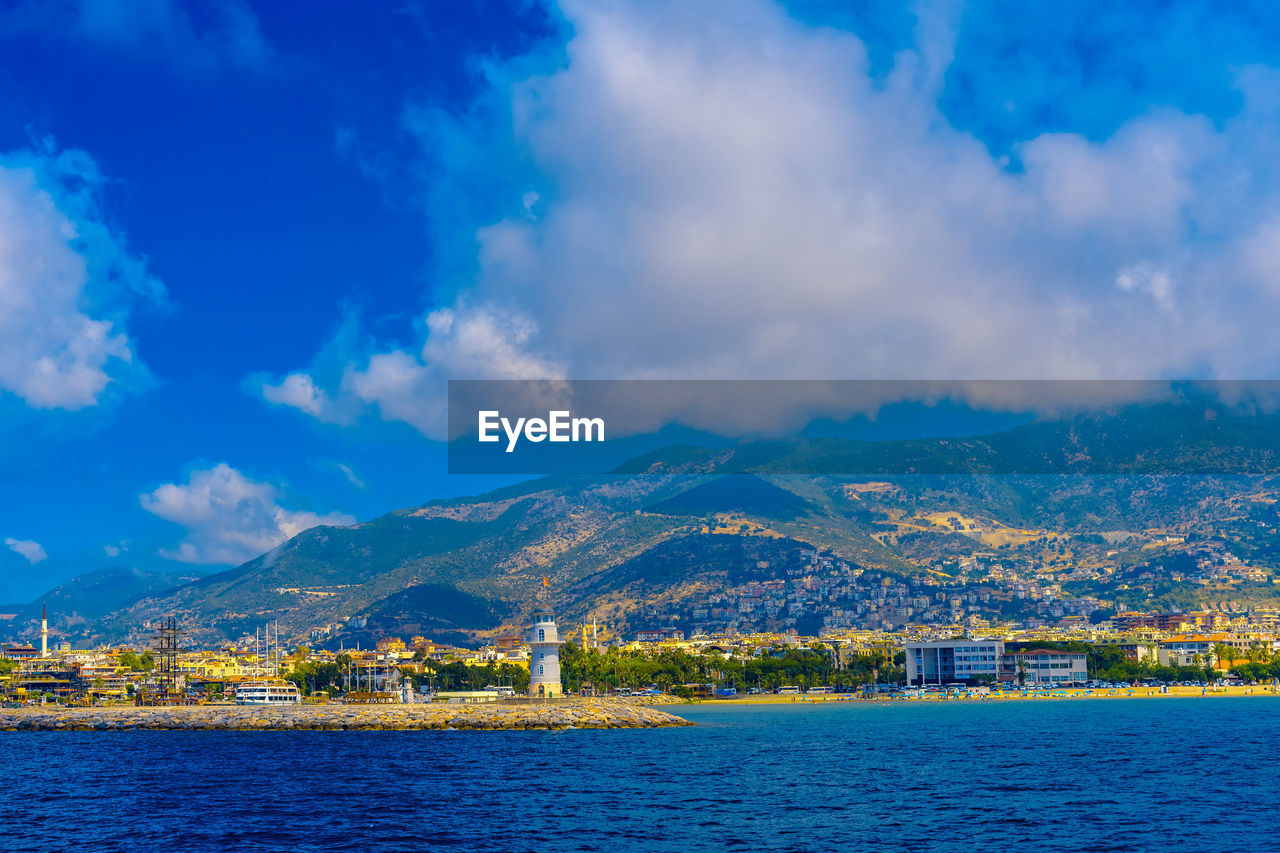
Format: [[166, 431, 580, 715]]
[[2, 697, 1277, 852]]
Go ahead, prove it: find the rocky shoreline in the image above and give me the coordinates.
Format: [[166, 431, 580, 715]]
[[0, 700, 693, 732]]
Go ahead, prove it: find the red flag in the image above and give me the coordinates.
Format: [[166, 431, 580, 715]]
[[541, 576, 551, 588]]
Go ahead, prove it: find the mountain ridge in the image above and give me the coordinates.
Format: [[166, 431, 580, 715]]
[[18, 400, 1280, 648]]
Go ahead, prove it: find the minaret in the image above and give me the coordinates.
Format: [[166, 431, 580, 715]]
[[527, 606, 565, 698], [40, 604, 47, 657]]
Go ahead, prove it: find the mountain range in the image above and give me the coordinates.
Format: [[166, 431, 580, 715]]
[[12, 400, 1280, 649]]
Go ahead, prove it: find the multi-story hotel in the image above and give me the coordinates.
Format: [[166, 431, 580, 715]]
[[999, 648, 1088, 685], [906, 639, 1088, 686], [905, 639, 1004, 685]]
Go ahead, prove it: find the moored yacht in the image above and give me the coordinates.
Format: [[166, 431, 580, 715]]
[[235, 681, 301, 705]]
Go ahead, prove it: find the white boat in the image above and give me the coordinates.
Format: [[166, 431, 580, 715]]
[[235, 680, 301, 705], [234, 623, 300, 705]]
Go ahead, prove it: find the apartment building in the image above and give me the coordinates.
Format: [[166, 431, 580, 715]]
[[1000, 648, 1088, 685]]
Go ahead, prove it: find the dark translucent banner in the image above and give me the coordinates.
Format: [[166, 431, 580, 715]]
[[447, 380, 1280, 475]]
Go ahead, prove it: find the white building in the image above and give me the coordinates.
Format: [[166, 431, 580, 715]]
[[1157, 635, 1222, 667], [1001, 648, 1088, 685], [905, 639, 1004, 685], [527, 606, 565, 698], [906, 640, 1089, 686]]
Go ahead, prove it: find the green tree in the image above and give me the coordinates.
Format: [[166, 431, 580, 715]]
[[119, 650, 154, 671]]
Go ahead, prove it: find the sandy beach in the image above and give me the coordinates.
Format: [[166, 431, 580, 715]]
[[693, 684, 1279, 705]]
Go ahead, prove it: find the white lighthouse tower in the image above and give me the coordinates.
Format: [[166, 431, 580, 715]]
[[40, 603, 48, 658], [527, 606, 564, 698]]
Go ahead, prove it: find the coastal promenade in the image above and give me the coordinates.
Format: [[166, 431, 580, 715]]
[[0, 699, 693, 731]]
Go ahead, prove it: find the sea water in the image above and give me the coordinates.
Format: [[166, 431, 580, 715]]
[[1, 697, 1276, 852]]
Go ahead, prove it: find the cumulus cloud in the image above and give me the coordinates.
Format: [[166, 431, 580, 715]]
[[0, 141, 163, 409], [258, 304, 563, 435], [4, 538, 47, 564], [140, 463, 355, 565], [260, 373, 334, 420], [263, 0, 1280, 435]]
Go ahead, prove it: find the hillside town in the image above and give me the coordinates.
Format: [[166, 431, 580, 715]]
[[622, 543, 1277, 639], [3, 598, 1279, 706]]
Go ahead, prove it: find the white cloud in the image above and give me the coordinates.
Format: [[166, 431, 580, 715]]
[[259, 304, 563, 436], [0, 142, 163, 409], [343, 305, 564, 433], [260, 373, 334, 419], [140, 463, 355, 565], [103, 544, 120, 557], [4, 538, 47, 564], [264, 1, 1280, 434]]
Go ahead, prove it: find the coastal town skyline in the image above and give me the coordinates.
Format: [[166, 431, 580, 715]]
[[7, 597, 1278, 704]]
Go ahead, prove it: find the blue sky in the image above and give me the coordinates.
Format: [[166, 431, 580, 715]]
[[4, 0, 1280, 601]]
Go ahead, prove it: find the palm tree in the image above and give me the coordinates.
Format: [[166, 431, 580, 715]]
[[1212, 643, 1234, 674]]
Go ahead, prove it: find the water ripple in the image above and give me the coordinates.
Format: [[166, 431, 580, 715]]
[[0, 697, 1276, 852]]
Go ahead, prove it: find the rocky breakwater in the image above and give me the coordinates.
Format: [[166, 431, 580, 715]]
[[0, 700, 693, 732]]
